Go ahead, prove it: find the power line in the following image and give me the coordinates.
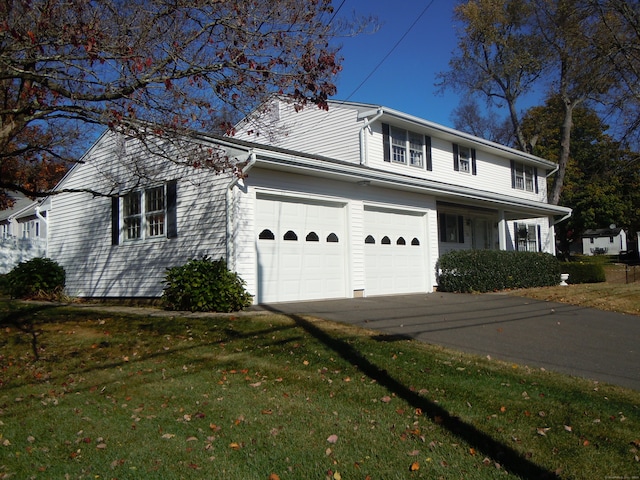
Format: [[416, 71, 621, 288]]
[[344, 0, 437, 101]]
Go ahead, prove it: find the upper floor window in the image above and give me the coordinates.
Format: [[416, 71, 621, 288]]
[[453, 144, 477, 175], [382, 123, 432, 170], [511, 161, 538, 193], [113, 180, 177, 245]]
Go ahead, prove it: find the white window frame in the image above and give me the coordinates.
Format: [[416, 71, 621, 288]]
[[386, 126, 427, 169], [517, 224, 538, 252], [390, 126, 407, 164], [122, 185, 166, 241], [458, 146, 471, 173], [512, 162, 535, 192], [409, 132, 424, 168]]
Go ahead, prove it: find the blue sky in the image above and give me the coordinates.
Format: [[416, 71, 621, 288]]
[[331, 0, 463, 128]]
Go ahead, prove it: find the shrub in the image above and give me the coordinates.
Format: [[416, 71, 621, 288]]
[[162, 257, 252, 312], [559, 262, 606, 284], [437, 250, 560, 293], [5, 257, 66, 299]]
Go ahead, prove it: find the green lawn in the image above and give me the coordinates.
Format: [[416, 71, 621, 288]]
[[1, 300, 639, 479]]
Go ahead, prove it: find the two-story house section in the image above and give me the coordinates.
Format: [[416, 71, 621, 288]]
[[234, 97, 571, 260], [47, 98, 570, 304]]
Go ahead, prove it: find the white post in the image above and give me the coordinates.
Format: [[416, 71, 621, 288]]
[[498, 210, 507, 251]]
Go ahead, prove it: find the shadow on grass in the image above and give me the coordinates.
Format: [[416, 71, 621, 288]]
[[0, 302, 62, 360], [263, 304, 559, 480]]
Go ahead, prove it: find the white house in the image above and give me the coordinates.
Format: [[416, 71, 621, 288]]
[[46, 98, 571, 303], [0, 191, 48, 274], [581, 227, 627, 256]]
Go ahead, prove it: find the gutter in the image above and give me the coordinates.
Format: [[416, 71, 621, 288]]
[[358, 108, 384, 165], [35, 204, 49, 257], [226, 151, 257, 269], [546, 163, 559, 178]]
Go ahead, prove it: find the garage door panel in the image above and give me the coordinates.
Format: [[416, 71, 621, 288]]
[[256, 197, 347, 303], [364, 207, 427, 296]]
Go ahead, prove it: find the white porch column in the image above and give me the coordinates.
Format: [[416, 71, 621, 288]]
[[498, 210, 507, 251], [548, 215, 556, 256]]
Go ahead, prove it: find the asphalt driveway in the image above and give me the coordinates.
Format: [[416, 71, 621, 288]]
[[252, 292, 640, 391]]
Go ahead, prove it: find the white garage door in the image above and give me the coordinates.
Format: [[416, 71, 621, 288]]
[[364, 207, 427, 296], [256, 196, 347, 303]]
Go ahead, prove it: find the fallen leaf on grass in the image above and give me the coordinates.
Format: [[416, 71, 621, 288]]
[[161, 433, 175, 439], [96, 443, 107, 449], [537, 427, 551, 436], [409, 461, 420, 471], [564, 425, 572, 432], [229, 442, 241, 450], [327, 434, 338, 444], [381, 396, 392, 403], [268, 475, 281, 480]]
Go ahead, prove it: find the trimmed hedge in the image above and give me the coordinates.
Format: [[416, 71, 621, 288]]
[[162, 257, 252, 312], [437, 250, 560, 293], [559, 262, 606, 284]]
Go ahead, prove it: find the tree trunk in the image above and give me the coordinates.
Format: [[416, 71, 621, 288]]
[[549, 98, 576, 205]]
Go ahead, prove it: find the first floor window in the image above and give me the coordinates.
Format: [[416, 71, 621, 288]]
[[439, 213, 464, 244], [516, 223, 539, 252], [114, 180, 177, 244]]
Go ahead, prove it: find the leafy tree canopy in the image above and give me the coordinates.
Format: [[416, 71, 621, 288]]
[[0, 0, 363, 206]]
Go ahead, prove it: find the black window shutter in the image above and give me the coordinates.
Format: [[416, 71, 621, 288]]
[[510, 160, 516, 188], [534, 167, 539, 193], [453, 143, 459, 171], [425, 136, 432, 171], [514, 222, 519, 251], [439, 214, 446, 242], [166, 180, 178, 239], [382, 123, 390, 162], [537, 225, 542, 252], [458, 215, 465, 243], [471, 148, 477, 175], [111, 197, 120, 245]]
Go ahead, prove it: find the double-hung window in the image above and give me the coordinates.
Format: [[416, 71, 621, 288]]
[[113, 180, 177, 244], [453, 144, 477, 175], [515, 223, 540, 252], [382, 123, 432, 170], [511, 161, 538, 193], [390, 126, 407, 164], [409, 132, 424, 168]]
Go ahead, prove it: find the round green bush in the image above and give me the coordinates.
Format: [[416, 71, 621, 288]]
[[162, 257, 252, 312], [5, 257, 66, 299]]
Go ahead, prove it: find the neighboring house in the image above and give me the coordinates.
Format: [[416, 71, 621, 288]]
[[47, 98, 571, 303], [0, 191, 48, 274], [581, 227, 627, 256]]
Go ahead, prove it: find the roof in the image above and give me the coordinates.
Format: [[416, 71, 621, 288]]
[[582, 228, 624, 238], [335, 99, 557, 170], [0, 191, 38, 222]]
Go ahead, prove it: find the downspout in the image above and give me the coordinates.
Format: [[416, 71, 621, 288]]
[[545, 164, 559, 178], [226, 151, 257, 270], [35, 204, 48, 258], [359, 108, 384, 165]]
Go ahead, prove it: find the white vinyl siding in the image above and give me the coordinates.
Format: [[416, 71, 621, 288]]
[[48, 132, 235, 298], [234, 100, 362, 164]]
